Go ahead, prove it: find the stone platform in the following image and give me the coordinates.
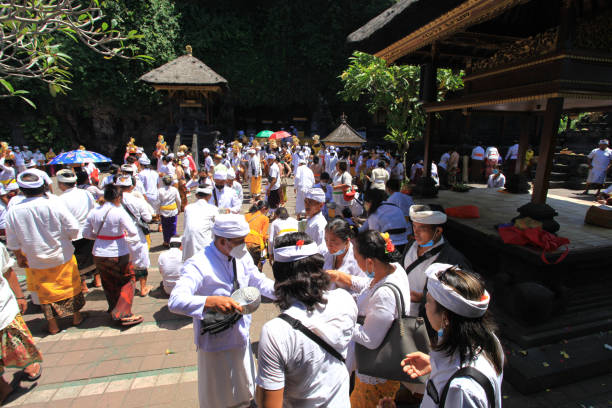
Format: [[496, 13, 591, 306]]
[[415, 186, 612, 394]]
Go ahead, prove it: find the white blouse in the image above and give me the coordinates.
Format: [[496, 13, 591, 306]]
[[349, 263, 410, 384]]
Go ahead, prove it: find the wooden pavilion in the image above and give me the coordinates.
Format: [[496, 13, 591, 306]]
[[322, 114, 367, 147], [139, 46, 228, 158], [348, 0, 612, 392]]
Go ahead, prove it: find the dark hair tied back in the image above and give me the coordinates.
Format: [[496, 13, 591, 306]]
[[272, 232, 328, 312], [353, 230, 396, 264]]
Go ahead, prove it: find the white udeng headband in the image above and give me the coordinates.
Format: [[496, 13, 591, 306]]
[[274, 242, 319, 263], [426, 263, 490, 318]]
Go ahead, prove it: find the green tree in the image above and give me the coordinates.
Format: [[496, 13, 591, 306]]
[[0, 0, 150, 105], [338, 51, 463, 152]]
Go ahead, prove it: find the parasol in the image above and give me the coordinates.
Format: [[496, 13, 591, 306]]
[[256, 130, 273, 138], [269, 131, 291, 140], [48, 150, 112, 165]]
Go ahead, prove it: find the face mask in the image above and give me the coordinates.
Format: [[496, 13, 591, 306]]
[[229, 242, 248, 259], [366, 269, 375, 279], [493, 169, 499, 175], [215, 184, 224, 190], [437, 328, 444, 340], [418, 231, 438, 248], [320, 182, 327, 187], [332, 246, 346, 256]]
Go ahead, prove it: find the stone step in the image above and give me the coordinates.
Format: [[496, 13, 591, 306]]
[[549, 172, 569, 181]]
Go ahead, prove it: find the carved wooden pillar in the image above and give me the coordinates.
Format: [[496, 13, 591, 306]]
[[422, 47, 438, 179], [532, 98, 563, 204]]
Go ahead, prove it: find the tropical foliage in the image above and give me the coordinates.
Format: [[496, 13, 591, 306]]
[[339, 51, 464, 152]]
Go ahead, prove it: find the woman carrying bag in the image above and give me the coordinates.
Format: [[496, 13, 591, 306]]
[[401, 263, 504, 408], [327, 230, 410, 407]]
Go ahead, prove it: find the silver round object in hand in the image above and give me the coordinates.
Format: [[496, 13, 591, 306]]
[[231, 287, 261, 314]]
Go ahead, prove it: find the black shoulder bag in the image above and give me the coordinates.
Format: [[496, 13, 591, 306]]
[[426, 366, 495, 408], [200, 258, 243, 335], [121, 203, 150, 236], [278, 313, 345, 363]]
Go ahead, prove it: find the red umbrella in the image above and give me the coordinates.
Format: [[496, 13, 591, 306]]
[[269, 131, 292, 140]]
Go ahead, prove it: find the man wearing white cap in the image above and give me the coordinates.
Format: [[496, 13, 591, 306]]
[[117, 175, 154, 296], [57, 169, 96, 293], [157, 236, 183, 295], [137, 156, 160, 213], [33, 148, 45, 167], [294, 158, 315, 216], [25, 160, 53, 192], [225, 167, 244, 205], [266, 154, 281, 209], [22, 146, 32, 162], [325, 147, 338, 176], [120, 164, 146, 197], [6, 171, 84, 334], [247, 149, 262, 198], [582, 139, 611, 195], [304, 188, 327, 247], [202, 148, 213, 173], [403, 205, 471, 318], [210, 170, 241, 214], [182, 186, 217, 261], [158, 156, 175, 182], [169, 213, 275, 408]]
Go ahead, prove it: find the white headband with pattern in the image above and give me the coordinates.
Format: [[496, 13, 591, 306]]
[[426, 263, 490, 318], [274, 241, 319, 263]]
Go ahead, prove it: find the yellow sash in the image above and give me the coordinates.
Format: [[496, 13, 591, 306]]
[[279, 228, 298, 235], [0, 179, 15, 185], [160, 202, 177, 211]]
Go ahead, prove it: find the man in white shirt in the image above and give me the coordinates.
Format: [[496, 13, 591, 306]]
[[505, 140, 519, 173], [226, 167, 244, 205], [582, 139, 612, 195], [202, 148, 214, 173], [6, 171, 84, 334], [137, 156, 159, 213], [157, 236, 184, 295], [12, 147, 25, 174], [484, 145, 500, 179], [168, 214, 276, 408], [294, 159, 315, 216], [210, 171, 241, 214], [33, 149, 46, 167], [304, 188, 327, 247], [183, 186, 217, 261], [118, 175, 153, 297], [266, 154, 281, 210], [57, 169, 96, 293], [21, 146, 33, 162], [470, 143, 485, 182]]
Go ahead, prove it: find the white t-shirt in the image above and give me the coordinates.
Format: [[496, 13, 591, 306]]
[[59, 187, 96, 240], [471, 146, 485, 161], [588, 148, 612, 171], [439, 153, 450, 170], [268, 162, 281, 191], [0, 243, 18, 330], [256, 289, 357, 408]]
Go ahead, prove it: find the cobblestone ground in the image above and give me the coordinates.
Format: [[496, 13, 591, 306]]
[[3, 181, 611, 407]]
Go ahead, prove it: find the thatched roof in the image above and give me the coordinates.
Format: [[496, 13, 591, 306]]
[[346, 0, 463, 54], [322, 116, 366, 145], [139, 53, 227, 87]]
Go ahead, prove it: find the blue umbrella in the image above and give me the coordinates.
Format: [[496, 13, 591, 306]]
[[48, 150, 112, 165]]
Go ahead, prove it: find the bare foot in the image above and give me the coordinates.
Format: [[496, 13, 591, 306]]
[[140, 286, 152, 297], [72, 312, 86, 327], [81, 280, 89, 294], [93, 274, 102, 288], [47, 318, 60, 335]]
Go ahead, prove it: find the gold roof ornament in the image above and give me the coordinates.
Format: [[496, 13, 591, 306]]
[[186, 45, 193, 56]]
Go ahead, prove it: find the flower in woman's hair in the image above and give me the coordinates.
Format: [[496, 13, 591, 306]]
[[380, 232, 394, 253], [296, 240, 305, 248]]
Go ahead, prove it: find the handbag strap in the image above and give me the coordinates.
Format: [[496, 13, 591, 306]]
[[372, 282, 406, 319], [438, 366, 495, 408], [96, 207, 114, 238], [404, 243, 445, 275], [213, 188, 219, 207], [277, 313, 345, 363]]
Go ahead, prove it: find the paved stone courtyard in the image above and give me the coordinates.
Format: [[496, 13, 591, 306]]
[[3, 182, 611, 407]]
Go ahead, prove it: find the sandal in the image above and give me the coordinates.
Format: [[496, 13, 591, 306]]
[[23, 364, 42, 382], [121, 315, 144, 326]]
